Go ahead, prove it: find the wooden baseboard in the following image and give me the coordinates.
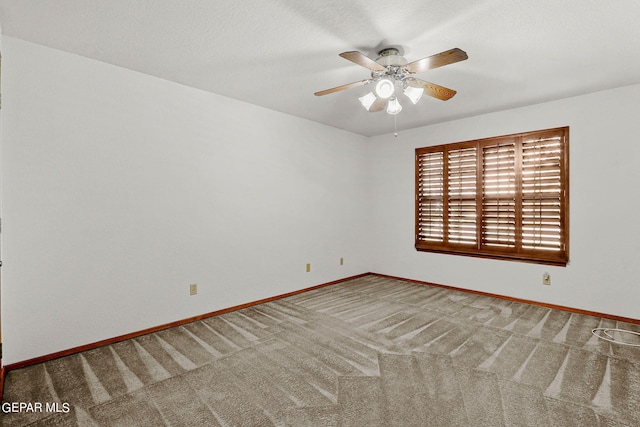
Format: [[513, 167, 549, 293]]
[[371, 273, 640, 325], [3, 273, 369, 375], [0, 365, 4, 402]]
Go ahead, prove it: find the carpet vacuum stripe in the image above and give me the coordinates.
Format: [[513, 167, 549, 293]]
[[3, 275, 640, 426]]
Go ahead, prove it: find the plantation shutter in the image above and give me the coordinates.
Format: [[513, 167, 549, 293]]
[[482, 141, 516, 249], [521, 132, 565, 253], [447, 147, 477, 245], [416, 151, 444, 243], [416, 127, 568, 265]]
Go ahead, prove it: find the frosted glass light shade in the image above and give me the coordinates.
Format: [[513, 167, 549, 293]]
[[358, 92, 377, 111], [386, 97, 402, 115], [375, 79, 395, 99], [404, 85, 424, 104]]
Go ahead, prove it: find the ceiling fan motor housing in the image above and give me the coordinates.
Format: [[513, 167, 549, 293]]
[[376, 48, 409, 67]]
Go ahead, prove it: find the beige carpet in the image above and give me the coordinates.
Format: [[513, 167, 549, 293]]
[[2, 275, 640, 426]]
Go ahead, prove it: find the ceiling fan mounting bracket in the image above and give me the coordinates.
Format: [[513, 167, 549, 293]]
[[378, 47, 400, 57]]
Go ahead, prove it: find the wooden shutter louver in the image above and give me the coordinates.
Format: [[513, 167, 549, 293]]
[[416, 127, 569, 265]]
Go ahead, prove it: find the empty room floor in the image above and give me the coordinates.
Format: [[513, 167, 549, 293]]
[[2, 274, 639, 426]]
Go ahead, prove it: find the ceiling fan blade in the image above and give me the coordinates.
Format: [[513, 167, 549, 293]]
[[410, 79, 457, 101], [314, 79, 371, 96], [339, 51, 386, 71], [405, 48, 468, 74], [368, 97, 387, 112]]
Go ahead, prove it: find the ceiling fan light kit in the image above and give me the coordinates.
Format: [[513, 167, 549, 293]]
[[403, 84, 424, 105], [358, 92, 377, 111], [386, 97, 402, 115], [375, 78, 395, 99], [315, 46, 468, 118]]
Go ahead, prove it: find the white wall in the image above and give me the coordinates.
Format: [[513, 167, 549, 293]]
[[3, 35, 640, 365], [1, 37, 371, 364], [368, 84, 640, 320]]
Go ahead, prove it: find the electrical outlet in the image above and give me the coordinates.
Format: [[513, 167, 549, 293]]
[[306, 263, 311, 272], [190, 283, 198, 295], [340, 257, 344, 265], [542, 273, 551, 286]]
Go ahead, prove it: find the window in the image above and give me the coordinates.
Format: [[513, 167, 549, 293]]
[[415, 127, 569, 265]]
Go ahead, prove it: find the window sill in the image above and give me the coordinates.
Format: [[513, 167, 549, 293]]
[[415, 245, 568, 266]]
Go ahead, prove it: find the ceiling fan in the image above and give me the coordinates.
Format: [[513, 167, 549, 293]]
[[314, 47, 468, 115]]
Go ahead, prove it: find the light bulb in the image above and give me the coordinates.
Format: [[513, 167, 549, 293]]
[[386, 97, 402, 115], [404, 84, 424, 104], [358, 92, 377, 111], [375, 78, 395, 99]]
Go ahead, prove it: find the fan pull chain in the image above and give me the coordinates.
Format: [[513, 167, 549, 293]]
[[394, 114, 398, 137]]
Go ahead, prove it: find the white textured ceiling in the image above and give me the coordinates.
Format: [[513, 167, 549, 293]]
[[1, 0, 639, 136]]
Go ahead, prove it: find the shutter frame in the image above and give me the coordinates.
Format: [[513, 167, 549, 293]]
[[415, 127, 569, 266]]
